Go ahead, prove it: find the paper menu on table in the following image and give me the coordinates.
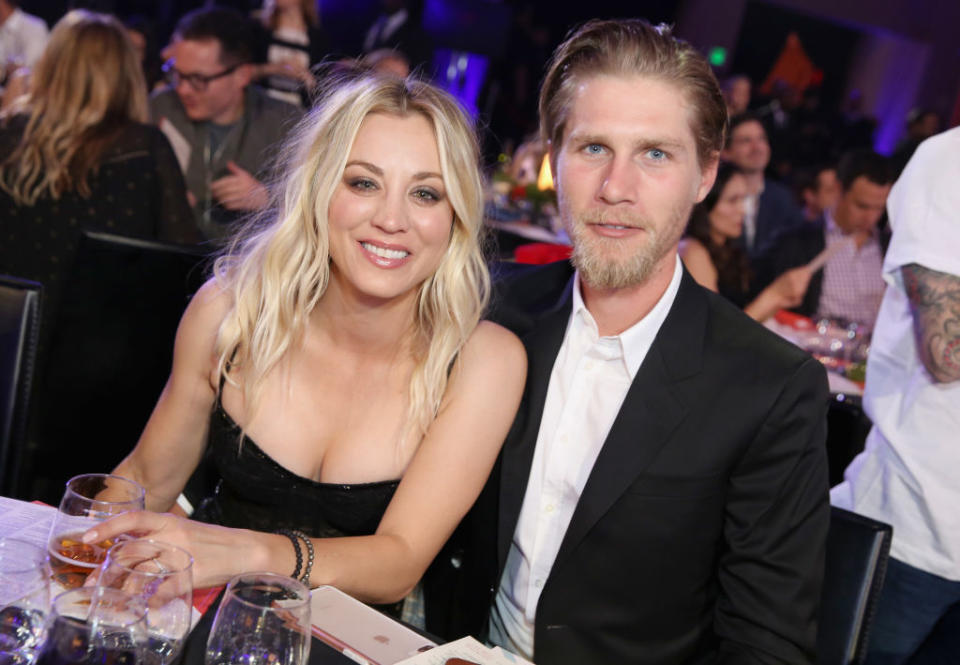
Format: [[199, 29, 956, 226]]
[[396, 637, 534, 665], [0, 496, 56, 547]]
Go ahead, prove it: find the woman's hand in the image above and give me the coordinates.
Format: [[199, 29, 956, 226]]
[[81, 511, 286, 589], [745, 266, 813, 322], [768, 266, 813, 309]]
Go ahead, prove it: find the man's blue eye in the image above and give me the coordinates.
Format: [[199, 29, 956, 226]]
[[585, 144, 604, 154], [648, 149, 666, 160]]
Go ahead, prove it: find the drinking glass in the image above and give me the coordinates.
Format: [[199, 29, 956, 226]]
[[47, 474, 146, 592], [36, 587, 147, 665], [0, 539, 51, 665], [96, 539, 193, 665], [205, 573, 311, 665]]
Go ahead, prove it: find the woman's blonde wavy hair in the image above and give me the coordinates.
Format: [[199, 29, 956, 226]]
[[0, 10, 148, 205], [213, 73, 489, 447]]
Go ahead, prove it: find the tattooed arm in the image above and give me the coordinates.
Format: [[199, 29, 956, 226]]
[[902, 264, 960, 384]]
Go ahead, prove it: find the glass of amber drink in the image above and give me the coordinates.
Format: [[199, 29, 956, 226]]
[[47, 474, 145, 593]]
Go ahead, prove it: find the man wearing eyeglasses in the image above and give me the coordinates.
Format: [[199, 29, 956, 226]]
[[151, 7, 302, 240]]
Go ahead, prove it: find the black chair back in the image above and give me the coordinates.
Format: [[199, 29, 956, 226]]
[[817, 506, 893, 665], [0, 275, 42, 496], [28, 232, 208, 504]]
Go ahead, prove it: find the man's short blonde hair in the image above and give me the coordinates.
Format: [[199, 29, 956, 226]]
[[539, 18, 726, 168]]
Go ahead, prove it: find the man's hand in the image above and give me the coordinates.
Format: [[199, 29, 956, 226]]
[[210, 161, 269, 211], [902, 263, 960, 383]]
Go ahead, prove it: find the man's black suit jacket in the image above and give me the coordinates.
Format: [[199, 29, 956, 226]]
[[432, 260, 831, 665], [751, 180, 803, 262]]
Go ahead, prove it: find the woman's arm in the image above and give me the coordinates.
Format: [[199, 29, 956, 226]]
[[111, 279, 228, 511], [680, 239, 719, 291], [88, 321, 527, 597], [744, 267, 812, 323]]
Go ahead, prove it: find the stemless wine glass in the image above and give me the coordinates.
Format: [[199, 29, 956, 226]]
[[0, 539, 51, 665], [96, 539, 194, 665], [205, 573, 311, 665], [36, 587, 147, 665], [47, 474, 146, 592]]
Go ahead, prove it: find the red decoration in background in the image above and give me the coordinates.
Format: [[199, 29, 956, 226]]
[[760, 32, 820, 96], [514, 242, 573, 265]]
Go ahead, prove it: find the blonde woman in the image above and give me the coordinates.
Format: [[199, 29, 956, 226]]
[[94, 74, 526, 608], [0, 10, 196, 347]]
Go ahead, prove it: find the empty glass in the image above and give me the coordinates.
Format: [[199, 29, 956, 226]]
[[205, 573, 310, 665], [47, 474, 145, 592], [0, 539, 51, 665], [96, 539, 194, 665]]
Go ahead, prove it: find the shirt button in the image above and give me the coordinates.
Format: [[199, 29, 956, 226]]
[[544, 504, 555, 513], [535, 579, 544, 588]]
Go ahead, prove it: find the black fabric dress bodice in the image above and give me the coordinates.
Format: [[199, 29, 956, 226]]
[[196, 399, 400, 540]]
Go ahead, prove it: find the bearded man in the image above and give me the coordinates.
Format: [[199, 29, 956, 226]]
[[440, 18, 831, 665]]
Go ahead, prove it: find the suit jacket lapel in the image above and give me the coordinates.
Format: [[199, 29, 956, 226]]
[[498, 279, 574, 569], [550, 271, 708, 572]]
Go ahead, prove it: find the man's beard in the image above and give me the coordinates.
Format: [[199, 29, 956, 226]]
[[566, 206, 688, 290]]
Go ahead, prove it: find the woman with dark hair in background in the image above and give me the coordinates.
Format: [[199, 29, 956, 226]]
[[681, 162, 811, 322]]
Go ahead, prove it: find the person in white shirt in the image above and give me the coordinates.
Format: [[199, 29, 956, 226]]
[[831, 127, 960, 664], [0, 0, 48, 79], [432, 18, 831, 665]]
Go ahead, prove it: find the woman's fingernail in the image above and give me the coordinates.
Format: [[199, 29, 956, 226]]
[[82, 530, 98, 544]]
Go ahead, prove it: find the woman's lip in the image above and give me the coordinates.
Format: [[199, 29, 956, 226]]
[[359, 239, 411, 252], [358, 240, 412, 268]]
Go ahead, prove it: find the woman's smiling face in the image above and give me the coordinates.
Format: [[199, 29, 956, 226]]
[[326, 112, 454, 304]]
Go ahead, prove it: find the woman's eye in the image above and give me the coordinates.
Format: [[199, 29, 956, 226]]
[[413, 188, 441, 202], [349, 177, 377, 191]]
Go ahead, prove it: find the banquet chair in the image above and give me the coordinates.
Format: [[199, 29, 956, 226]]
[[817, 506, 893, 665], [27, 231, 209, 504], [0, 275, 42, 497]]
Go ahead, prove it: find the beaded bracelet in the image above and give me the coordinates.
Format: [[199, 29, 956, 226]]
[[276, 528, 303, 580], [289, 529, 315, 586]]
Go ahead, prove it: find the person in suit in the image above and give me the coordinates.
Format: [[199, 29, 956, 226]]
[[721, 113, 804, 267], [445, 19, 831, 665], [762, 149, 893, 331]]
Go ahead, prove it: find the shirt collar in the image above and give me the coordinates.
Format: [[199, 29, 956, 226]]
[[825, 207, 878, 241], [570, 254, 684, 378]]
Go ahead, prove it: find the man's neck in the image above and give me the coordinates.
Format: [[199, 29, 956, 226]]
[[828, 209, 872, 249], [580, 254, 676, 337], [742, 171, 764, 196], [211, 95, 245, 127]]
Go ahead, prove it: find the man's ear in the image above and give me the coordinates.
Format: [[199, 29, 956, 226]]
[[695, 153, 719, 203], [235, 63, 254, 87]]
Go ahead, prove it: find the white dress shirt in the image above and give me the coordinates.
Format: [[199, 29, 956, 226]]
[[742, 183, 762, 251], [489, 256, 684, 659]]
